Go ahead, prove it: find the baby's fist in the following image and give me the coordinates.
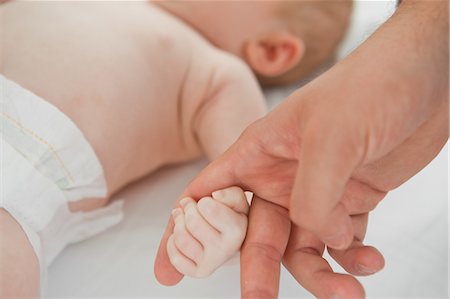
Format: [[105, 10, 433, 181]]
[[167, 186, 249, 278]]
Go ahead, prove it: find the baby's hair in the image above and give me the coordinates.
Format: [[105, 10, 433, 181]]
[[263, 0, 353, 86]]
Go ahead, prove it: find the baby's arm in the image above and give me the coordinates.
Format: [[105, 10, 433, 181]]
[[166, 54, 263, 278], [167, 187, 249, 278], [193, 54, 267, 160]]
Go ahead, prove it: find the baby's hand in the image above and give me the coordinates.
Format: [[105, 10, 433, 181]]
[[167, 186, 249, 278]]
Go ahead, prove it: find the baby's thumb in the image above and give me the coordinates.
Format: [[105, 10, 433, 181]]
[[212, 186, 249, 215]]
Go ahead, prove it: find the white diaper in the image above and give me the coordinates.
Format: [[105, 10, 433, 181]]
[[0, 75, 124, 288]]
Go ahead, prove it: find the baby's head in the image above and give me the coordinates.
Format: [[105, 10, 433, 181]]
[[157, 0, 353, 86]]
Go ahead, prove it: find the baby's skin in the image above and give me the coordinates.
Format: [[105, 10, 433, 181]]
[[1, 1, 266, 209], [1, 1, 266, 296], [167, 187, 249, 278]]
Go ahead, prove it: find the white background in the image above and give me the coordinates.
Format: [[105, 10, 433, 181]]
[[47, 1, 449, 298]]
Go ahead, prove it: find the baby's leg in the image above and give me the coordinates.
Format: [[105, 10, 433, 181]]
[[0, 209, 40, 299], [167, 187, 249, 278]]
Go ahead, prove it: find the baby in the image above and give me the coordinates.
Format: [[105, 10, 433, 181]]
[[0, 1, 352, 297]]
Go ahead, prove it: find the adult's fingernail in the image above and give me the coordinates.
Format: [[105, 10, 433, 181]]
[[323, 231, 348, 250], [357, 263, 377, 275]]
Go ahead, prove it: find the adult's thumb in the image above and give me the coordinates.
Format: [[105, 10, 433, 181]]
[[290, 118, 364, 250], [154, 218, 184, 286]]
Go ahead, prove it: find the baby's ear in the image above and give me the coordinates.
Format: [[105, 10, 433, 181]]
[[244, 32, 304, 78]]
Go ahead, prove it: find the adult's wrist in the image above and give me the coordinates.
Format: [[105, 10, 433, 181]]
[[337, 0, 447, 130], [390, 0, 448, 105]]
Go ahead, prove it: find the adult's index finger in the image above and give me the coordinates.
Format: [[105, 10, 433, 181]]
[[154, 216, 184, 285], [240, 197, 291, 299]]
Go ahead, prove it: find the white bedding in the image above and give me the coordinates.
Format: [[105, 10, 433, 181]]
[[46, 1, 449, 298]]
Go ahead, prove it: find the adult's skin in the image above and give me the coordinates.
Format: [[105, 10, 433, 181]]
[[155, 1, 449, 298]]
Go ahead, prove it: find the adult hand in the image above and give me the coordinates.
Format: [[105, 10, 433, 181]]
[[155, 0, 448, 298]]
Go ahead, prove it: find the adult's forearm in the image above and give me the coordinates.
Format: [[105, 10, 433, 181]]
[[322, 0, 450, 157], [393, 0, 449, 104], [344, 0, 448, 105]]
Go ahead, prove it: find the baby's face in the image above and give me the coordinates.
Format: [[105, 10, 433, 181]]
[[155, 1, 281, 58]]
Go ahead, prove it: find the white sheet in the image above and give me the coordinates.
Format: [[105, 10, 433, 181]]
[[46, 1, 448, 298]]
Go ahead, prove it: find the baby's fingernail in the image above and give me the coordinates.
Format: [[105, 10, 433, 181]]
[[179, 198, 190, 208], [171, 208, 181, 219], [211, 190, 224, 199]]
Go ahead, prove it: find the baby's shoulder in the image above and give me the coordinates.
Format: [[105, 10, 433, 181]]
[[187, 47, 257, 96], [180, 48, 259, 116], [149, 4, 255, 89], [208, 50, 256, 83]]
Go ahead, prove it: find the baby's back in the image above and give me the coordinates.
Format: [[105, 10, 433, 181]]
[[1, 1, 222, 194]]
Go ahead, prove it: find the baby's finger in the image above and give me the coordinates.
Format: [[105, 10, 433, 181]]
[[172, 208, 204, 264], [179, 198, 221, 246], [197, 197, 247, 242], [211, 186, 249, 215], [167, 235, 197, 277]]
